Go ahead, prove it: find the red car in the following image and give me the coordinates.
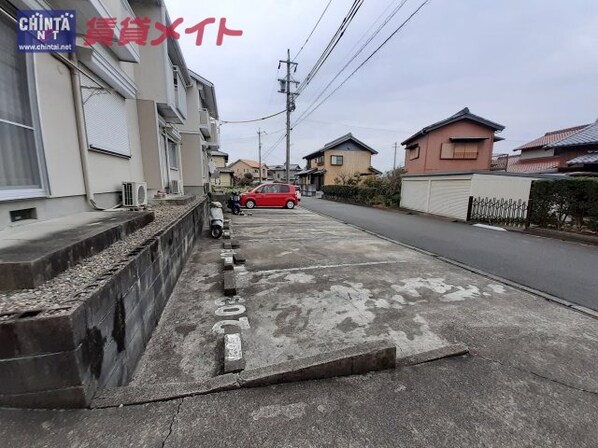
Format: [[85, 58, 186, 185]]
[[240, 183, 299, 209]]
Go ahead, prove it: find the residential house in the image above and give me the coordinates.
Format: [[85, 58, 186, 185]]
[[209, 150, 234, 187], [228, 159, 268, 183], [397, 108, 558, 221], [298, 133, 380, 190], [267, 164, 302, 182], [0, 0, 219, 230], [402, 108, 505, 174], [507, 121, 598, 174]]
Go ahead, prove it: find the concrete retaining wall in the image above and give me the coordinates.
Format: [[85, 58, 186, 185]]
[[0, 199, 208, 409]]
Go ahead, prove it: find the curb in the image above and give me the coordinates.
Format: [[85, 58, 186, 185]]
[[238, 340, 396, 388], [304, 207, 598, 322], [90, 342, 469, 409]]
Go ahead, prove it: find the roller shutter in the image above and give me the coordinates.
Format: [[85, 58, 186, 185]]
[[80, 75, 130, 156], [400, 180, 429, 213], [428, 179, 471, 220]]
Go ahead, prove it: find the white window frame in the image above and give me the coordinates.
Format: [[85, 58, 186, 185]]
[[0, 49, 48, 202], [330, 155, 344, 166]]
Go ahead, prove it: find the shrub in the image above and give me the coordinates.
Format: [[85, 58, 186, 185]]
[[322, 168, 403, 207], [530, 178, 598, 233]]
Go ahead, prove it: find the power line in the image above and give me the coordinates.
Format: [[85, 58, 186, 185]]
[[294, 0, 432, 128], [296, 0, 364, 96], [293, 0, 334, 61], [295, 0, 409, 123], [220, 110, 286, 124]]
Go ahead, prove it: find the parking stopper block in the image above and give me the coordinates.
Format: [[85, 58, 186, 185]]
[[223, 332, 245, 373], [223, 271, 237, 296]]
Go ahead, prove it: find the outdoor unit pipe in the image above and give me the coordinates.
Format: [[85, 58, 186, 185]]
[[68, 52, 121, 211]]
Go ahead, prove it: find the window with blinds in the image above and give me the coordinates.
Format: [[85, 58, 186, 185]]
[[80, 74, 130, 157], [440, 142, 479, 160]]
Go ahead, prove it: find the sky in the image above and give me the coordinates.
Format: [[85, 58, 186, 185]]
[[164, 0, 598, 172]]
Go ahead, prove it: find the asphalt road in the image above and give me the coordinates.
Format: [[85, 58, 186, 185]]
[[301, 198, 598, 311]]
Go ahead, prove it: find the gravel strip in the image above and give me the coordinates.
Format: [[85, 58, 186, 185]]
[[0, 198, 204, 317]]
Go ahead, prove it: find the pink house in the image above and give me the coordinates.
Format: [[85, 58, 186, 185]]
[[402, 108, 505, 174]]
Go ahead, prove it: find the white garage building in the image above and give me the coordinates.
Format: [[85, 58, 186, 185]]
[[400, 172, 558, 220]]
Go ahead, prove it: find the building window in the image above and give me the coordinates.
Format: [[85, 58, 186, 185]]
[[330, 155, 343, 166], [408, 146, 420, 160], [167, 140, 179, 169], [80, 74, 131, 157], [315, 155, 324, 165], [0, 12, 46, 200], [440, 142, 479, 160]]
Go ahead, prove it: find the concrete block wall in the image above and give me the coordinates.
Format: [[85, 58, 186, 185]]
[[0, 199, 208, 409]]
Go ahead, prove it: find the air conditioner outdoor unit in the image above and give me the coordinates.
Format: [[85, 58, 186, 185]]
[[170, 179, 182, 195], [122, 182, 147, 207]]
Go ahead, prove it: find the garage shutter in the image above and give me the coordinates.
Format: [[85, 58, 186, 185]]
[[428, 179, 471, 219], [80, 75, 131, 156], [401, 180, 429, 213]]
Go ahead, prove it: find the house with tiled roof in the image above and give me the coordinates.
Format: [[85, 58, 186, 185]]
[[298, 134, 381, 190], [228, 159, 268, 182], [507, 121, 598, 174], [402, 107, 505, 174]]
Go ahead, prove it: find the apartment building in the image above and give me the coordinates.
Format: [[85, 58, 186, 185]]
[[0, 0, 220, 230]]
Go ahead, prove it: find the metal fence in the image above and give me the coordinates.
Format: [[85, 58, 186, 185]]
[[467, 196, 533, 228]]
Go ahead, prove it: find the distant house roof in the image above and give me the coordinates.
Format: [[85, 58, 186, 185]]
[[516, 124, 590, 151], [268, 164, 302, 171], [566, 151, 598, 166], [401, 107, 505, 146], [547, 121, 598, 148], [229, 159, 268, 169], [507, 155, 560, 173], [209, 150, 229, 158], [303, 133, 378, 160], [189, 70, 219, 120]]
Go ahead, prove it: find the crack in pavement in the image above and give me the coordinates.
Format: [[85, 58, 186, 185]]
[[476, 353, 598, 397], [161, 398, 184, 448]]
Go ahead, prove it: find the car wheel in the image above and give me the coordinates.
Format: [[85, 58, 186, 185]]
[[285, 200, 295, 209], [246, 200, 256, 209]]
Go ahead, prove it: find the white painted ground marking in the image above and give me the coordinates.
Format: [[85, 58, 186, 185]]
[[215, 304, 247, 317], [255, 260, 402, 275], [284, 272, 315, 284], [441, 285, 481, 302], [392, 278, 454, 297], [488, 284, 507, 294], [212, 317, 250, 335], [473, 223, 508, 232], [251, 403, 307, 421], [224, 333, 243, 361]]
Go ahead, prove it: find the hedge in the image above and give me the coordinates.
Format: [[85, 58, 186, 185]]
[[530, 178, 598, 233], [322, 184, 401, 207]]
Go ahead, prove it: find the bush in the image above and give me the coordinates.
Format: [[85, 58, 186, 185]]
[[530, 178, 598, 233], [322, 168, 403, 207]]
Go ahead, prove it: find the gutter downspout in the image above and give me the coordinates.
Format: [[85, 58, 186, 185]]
[[69, 52, 116, 211]]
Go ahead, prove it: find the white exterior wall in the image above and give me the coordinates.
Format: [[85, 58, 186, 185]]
[[401, 173, 540, 221], [520, 148, 554, 160], [469, 174, 537, 202]]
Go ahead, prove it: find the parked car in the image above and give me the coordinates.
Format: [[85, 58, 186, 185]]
[[240, 183, 299, 209]]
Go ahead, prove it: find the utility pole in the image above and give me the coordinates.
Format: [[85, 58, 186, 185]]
[[393, 142, 398, 171], [257, 128, 266, 182], [279, 49, 299, 183]]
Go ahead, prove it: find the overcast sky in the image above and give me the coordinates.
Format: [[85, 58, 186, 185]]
[[164, 0, 598, 171]]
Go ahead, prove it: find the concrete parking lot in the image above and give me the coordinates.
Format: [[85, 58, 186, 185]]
[[4, 206, 598, 447], [133, 207, 598, 396]]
